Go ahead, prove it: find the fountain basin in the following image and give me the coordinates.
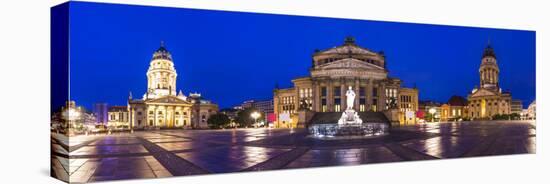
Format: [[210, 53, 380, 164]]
[[308, 122, 389, 139]]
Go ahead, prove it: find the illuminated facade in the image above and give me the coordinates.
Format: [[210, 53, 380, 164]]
[[467, 42, 512, 119], [399, 88, 419, 125], [274, 37, 418, 127], [51, 101, 96, 133], [107, 106, 129, 127], [128, 42, 218, 129], [527, 100, 536, 120], [440, 96, 468, 121]]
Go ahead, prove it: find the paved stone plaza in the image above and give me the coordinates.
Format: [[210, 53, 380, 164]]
[[51, 120, 536, 183]]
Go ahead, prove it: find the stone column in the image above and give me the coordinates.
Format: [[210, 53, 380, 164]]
[[328, 80, 333, 112], [178, 107, 185, 127], [172, 106, 177, 128], [367, 79, 373, 110], [313, 80, 320, 111], [380, 83, 386, 110], [295, 86, 300, 113], [354, 78, 360, 111], [340, 79, 345, 111], [130, 107, 134, 129], [163, 107, 167, 127], [153, 106, 157, 127]]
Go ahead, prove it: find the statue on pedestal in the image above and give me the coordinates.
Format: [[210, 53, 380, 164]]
[[346, 86, 355, 110], [338, 86, 363, 125]]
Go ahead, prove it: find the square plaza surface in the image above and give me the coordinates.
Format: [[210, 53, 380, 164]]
[[51, 121, 535, 183]]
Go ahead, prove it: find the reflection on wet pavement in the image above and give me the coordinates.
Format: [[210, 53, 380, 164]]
[[286, 146, 403, 168], [51, 120, 536, 183], [177, 146, 290, 173], [71, 145, 149, 156], [402, 136, 480, 158]]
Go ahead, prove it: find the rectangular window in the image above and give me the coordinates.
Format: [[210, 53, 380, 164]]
[[360, 98, 366, 112], [334, 87, 341, 97], [360, 87, 366, 96], [321, 87, 327, 97], [335, 105, 341, 112], [373, 87, 378, 97], [334, 98, 341, 112]]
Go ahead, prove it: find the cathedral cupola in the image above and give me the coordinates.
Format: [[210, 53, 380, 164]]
[[152, 41, 173, 60], [479, 40, 500, 91], [145, 41, 178, 99], [482, 42, 496, 59]]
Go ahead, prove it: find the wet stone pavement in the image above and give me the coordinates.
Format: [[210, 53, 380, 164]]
[[51, 120, 536, 183]]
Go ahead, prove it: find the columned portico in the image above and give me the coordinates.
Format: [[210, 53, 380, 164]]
[[128, 42, 217, 129], [273, 36, 419, 127]]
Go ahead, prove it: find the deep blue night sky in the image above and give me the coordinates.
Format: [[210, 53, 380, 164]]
[[67, 2, 535, 110]]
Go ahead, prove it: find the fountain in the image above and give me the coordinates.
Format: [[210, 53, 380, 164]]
[[308, 86, 389, 139]]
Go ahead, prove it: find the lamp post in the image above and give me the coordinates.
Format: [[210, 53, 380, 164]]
[[429, 108, 436, 123], [251, 111, 260, 128]]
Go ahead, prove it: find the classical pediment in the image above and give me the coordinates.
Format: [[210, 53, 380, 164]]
[[311, 58, 387, 79], [470, 88, 498, 98], [320, 45, 378, 56], [146, 96, 191, 105], [316, 58, 384, 70]]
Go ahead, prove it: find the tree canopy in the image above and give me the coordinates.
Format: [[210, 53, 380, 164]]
[[207, 113, 231, 129]]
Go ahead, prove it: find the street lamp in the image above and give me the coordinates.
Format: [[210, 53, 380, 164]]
[[428, 108, 436, 123], [251, 111, 260, 128]]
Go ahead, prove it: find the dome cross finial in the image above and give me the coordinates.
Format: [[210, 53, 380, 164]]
[[160, 40, 165, 47]]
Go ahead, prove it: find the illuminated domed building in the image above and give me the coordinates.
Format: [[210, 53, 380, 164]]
[[467, 42, 512, 119], [128, 42, 218, 129]]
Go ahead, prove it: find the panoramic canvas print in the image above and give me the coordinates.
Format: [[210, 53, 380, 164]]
[[51, 1, 536, 183]]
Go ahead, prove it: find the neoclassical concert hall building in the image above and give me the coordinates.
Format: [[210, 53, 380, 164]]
[[273, 37, 419, 127]]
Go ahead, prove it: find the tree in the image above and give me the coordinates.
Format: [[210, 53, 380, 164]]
[[424, 112, 434, 122], [236, 108, 262, 127], [510, 113, 521, 120], [207, 113, 230, 129], [492, 114, 511, 120]]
